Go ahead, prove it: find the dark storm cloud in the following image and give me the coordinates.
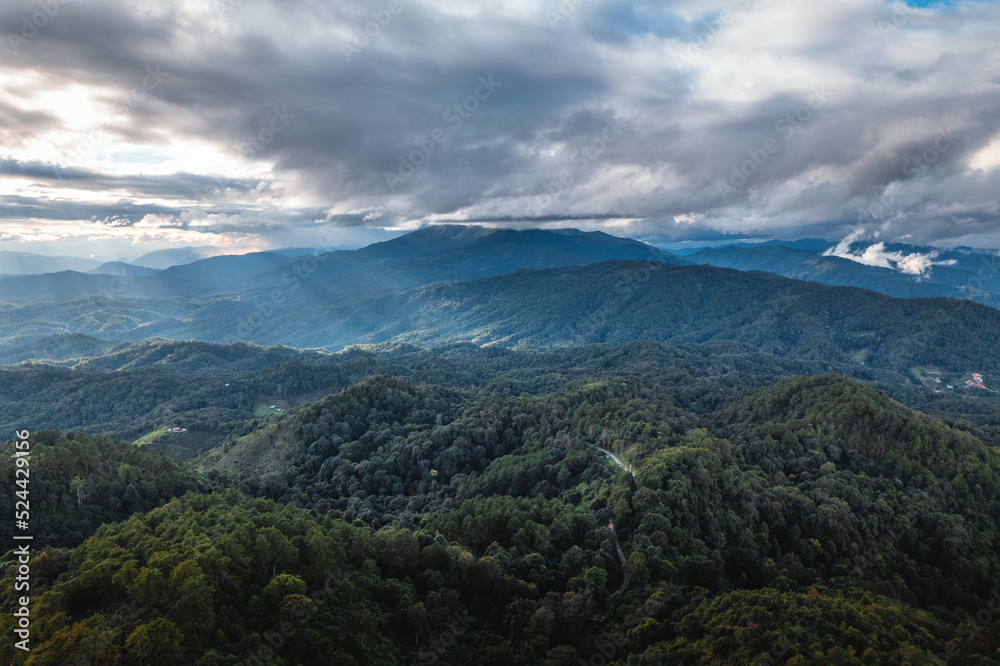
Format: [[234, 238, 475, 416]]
[[0, 99, 59, 136], [0, 158, 258, 200], [1, 0, 999, 249], [0, 194, 182, 223]]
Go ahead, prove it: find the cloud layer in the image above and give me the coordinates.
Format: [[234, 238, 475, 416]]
[[1, 0, 999, 256], [823, 227, 958, 275]]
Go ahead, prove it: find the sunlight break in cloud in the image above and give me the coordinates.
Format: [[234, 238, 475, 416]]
[[1, 0, 1000, 252]]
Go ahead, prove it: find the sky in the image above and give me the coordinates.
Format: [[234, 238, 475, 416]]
[[0, 0, 999, 260]]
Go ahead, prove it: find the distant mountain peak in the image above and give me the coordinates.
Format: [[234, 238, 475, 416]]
[[88, 261, 161, 276], [129, 246, 220, 269]]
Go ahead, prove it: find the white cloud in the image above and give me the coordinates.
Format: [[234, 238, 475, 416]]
[[1, 0, 1000, 251], [824, 228, 958, 276], [968, 134, 1000, 173]]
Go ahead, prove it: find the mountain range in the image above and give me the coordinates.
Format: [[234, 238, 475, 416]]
[[3, 226, 1000, 665], [0, 250, 104, 276], [0, 245, 221, 276], [6, 227, 997, 306], [1, 226, 998, 383]]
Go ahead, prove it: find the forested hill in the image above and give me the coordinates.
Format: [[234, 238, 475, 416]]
[[4, 338, 998, 451], [2, 228, 999, 663], [2, 260, 999, 380], [688, 242, 1000, 309], [282, 260, 1000, 375], [690, 245, 959, 300], [198, 372, 1000, 617], [4, 372, 999, 664], [0, 430, 201, 547]]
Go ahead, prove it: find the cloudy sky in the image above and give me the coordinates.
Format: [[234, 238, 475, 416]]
[[1, 0, 999, 259]]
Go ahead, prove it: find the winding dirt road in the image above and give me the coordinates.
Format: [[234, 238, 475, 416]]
[[596, 446, 635, 477]]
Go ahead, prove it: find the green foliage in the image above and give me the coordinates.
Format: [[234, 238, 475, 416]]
[[3, 347, 1000, 664], [0, 430, 201, 546], [636, 586, 952, 665], [4, 339, 998, 454], [4, 258, 1000, 378], [125, 618, 184, 666], [4, 493, 402, 665]]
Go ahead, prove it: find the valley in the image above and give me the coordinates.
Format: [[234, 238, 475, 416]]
[[6, 1, 1000, 660], [1, 227, 998, 665]]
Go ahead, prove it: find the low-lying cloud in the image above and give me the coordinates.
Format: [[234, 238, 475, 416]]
[[824, 228, 958, 276]]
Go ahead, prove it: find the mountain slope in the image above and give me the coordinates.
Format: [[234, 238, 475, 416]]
[[269, 260, 1000, 373], [0, 251, 103, 275], [129, 245, 219, 269], [3, 355, 1000, 663], [88, 261, 162, 276], [0, 225, 687, 303], [690, 243, 1000, 308], [156, 225, 688, 295], [298, 226, 688, 292], [3, 260, 1000, 380], [0, 333, 122, 364]]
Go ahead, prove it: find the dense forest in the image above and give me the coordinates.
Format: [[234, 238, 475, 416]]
[[0, 430, 201, 548], [2, 229, 998, 663], [3, 343, 999, 664], [4, 338, 999, 450]]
